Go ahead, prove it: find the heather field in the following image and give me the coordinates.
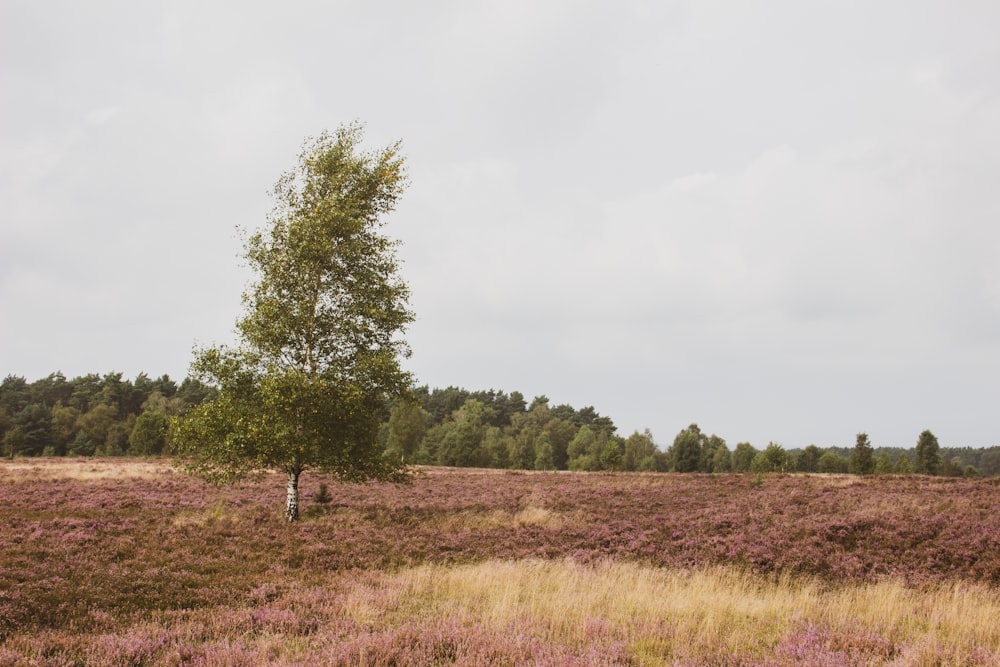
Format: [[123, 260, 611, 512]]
[[1, 460, 998, 665]]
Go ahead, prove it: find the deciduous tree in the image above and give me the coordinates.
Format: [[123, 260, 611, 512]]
[[567, 425, 599, 471], [385, 398, 428, 464], [77, 403, 117, 450], [623, 429, 657, 471], [711, 444, 732, 472], [817, 450, 848, 473], [172, 124, 413, 521], [50, 403, 81, 456], [797, 445, 822, 473], [669, 424, 704, 473], [130, 410, 170, 455], [732, 442, 757, 472], [874, 451, 893, 475], [534, 432, 555, 471]]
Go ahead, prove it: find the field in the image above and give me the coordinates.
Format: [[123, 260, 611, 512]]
[[1, 460, 998, 665]]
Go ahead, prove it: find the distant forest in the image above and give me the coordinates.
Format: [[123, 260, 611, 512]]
[[2, 372, 998, 477]]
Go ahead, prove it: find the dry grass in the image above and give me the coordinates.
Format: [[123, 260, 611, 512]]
[[345, 559, 1000, 664], [0, 457, 171, 481], [170, 501, 241, 528], [427, 504, 566, 532]]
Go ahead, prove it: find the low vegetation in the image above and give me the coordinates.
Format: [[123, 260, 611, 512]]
[[1, 459, 997, 665]]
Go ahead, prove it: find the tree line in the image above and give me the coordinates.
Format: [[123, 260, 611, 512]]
[[0, 372, 214, 458], [382, 386, 1000, 477], [3, 373, 998, 476]]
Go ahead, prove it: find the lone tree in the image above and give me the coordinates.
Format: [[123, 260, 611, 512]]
[[914, 429, 941, 475], [172, 124, 413, 521]]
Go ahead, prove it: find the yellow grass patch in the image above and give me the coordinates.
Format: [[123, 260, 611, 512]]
[[332, 559, 1000, 664], [0, 457, 172, 481], [422, 504, 565, 532], [170, 501, 239, 528]]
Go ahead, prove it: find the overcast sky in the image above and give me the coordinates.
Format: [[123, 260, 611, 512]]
[[2, 1, 999, 449]]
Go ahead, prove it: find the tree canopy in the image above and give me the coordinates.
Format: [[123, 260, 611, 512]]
[[172, 124, 413, 521], [915, 429, 942, 475], [851, 432, 875, 475]]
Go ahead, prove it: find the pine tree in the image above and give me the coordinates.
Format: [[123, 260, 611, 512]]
[[914, 429, 941, 475], [851, 432, 875, 475]]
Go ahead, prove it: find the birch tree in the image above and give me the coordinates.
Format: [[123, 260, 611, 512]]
[[173, 124, 413, 521]]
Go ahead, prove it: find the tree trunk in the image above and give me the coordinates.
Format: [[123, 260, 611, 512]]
[[285, 469, 300, 522]]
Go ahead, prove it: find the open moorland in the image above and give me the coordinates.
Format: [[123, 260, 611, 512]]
[[1, 459, 998, 665]]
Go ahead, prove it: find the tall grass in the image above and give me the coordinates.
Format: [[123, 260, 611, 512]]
[[364, 559, 1000, 664]]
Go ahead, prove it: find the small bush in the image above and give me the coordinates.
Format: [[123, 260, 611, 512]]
[[314, 482, 332, 505]]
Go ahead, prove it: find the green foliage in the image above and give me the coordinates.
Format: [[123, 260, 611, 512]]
[[544, 418, 577, 471], [9, 403, 51, 456], [77, 404, 117, 450], [10, 365, 1000, 484], [797, 445, 822, 473], [534, 432, 556, 471], [710, 443, 733, 472], [411, 388, 564, 439], [763, 442, 788, 472], [130, 410, 170, 456], [670, 424, 704, 473], [385, 398, 428, 464], [732, 442, 757, 472], [599, 439, 623, 471], [4, 426, 26, 459], [567, 425, 599, 471], [700, 434, 728, 473], [481, 426, 509, 469], [940, 457, 965, 477], [99, 418, 133, 456], [850, 432, 875, 475], [172, 124, 413, 521], [0, 406, 9, 446], [915, 429, 941, 475], [624, 430, 657, 471], [978, 449, 1000, 476], [68, 431, 96, 457], [817, 450, 849, 474], [0, 372, 206, 458], [361, 383, 628, 473], [49, 403, 80, 456], [0, 376, 28, 409], [508, 430, 538, 471], [749, 444, 787, 473], [438, 399, 492, 467]]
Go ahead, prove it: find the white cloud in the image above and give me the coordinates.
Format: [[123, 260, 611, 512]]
[[669, 172, 717, 191], [86, 105, 122, 125]]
